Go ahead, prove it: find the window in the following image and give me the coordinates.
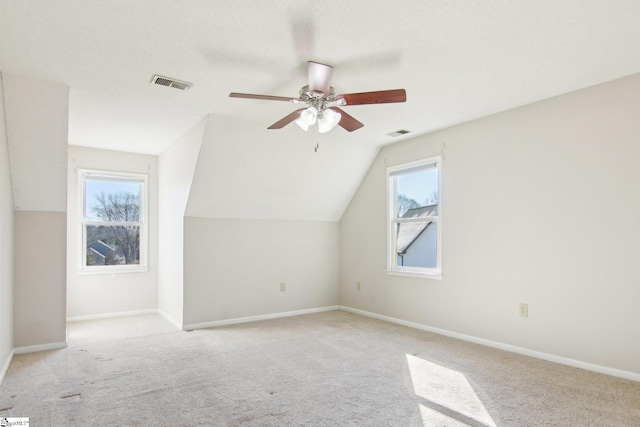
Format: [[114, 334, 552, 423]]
[[387, 156, 442, 278], [79, 170, 148, 272]]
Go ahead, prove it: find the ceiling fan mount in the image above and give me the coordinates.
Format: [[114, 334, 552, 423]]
[[229, 61, 406, 133]]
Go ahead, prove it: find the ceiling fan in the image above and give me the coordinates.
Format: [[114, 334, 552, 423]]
[[229, 61, 406, 133]]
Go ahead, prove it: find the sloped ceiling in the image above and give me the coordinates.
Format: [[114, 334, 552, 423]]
[[2, 74, 68, 212], [2, 1, 640, 220], [186, 115, 378, 221]]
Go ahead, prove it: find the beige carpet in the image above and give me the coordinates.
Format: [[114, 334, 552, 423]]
[[0, 310, 639, 426]]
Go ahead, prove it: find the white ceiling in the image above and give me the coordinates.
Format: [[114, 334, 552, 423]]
[[2, 1, 640, 156], [2, 1, 640, 222]]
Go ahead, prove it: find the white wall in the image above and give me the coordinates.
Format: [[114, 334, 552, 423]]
[[14, 211, 67, 347], [183, 217, 339, 326], [66, 146, 159, 317], [0, 73, 15, 382], [340, 73, 640, 375], [179, 115, 342, 326], [3, 74, 68, 348], [158, 119, 205, 326]]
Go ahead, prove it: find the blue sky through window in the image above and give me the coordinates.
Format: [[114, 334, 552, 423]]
[[85, 180, 141, 221], [398, 168, 438, 207]]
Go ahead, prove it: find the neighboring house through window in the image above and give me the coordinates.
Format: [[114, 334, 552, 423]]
[[387, 156, 442, 278], [79, 170, 148, 272]]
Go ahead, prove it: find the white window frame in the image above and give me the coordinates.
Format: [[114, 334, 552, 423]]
[[78, 169, 149, 274], [386, 156, 442, 279]]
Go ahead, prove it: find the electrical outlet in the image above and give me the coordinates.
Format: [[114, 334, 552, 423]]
[[280, 282, 286, 292], [519, 303, 528, 318], [357, 281, 361, 291]]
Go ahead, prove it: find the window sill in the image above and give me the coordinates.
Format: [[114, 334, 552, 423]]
[[78, 266, 150, 276], [386, 269, 442, 280]]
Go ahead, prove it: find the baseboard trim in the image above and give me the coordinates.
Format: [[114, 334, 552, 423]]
[[183, 305, 340, 331], [0, 349, 14, 387], [158, 309, 183, 330], [66, 308, 158, 322], [14, 341, 67, 355], [338, 306, 640, 383]]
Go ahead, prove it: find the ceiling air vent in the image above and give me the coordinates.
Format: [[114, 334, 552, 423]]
[[151, 74, 192, 91], [387, 129, 411, 137]]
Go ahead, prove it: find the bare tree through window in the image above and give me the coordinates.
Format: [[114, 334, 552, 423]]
[[89, 192, 140, 265], [81, 171, 146, 269]]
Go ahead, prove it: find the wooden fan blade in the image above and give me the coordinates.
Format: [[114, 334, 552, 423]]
[[307, 61, 333, 96], [229, 92, 295, 102], [332, 107, 364, 132], [267, 108, 306, 129], [336, 89, 406, 106]]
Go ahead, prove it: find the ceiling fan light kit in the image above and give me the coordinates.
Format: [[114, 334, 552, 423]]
[[294, 105, 342, 133], [295, 106, 317, 131], [229, 61, 406, 134], [317, 108, 341, 133]]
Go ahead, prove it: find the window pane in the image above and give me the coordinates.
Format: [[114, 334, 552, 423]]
[[396, 167, 438, 217], [396, 222, 437, 269], [387, 157, 441, 276], [85, 179, 141, 222], [86, 225, 140, 266]]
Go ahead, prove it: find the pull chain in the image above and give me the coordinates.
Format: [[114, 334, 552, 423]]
[[313, 119, 320, 152]]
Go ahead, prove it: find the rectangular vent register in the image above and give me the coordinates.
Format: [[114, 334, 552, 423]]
[[151, 74, 192, 91]]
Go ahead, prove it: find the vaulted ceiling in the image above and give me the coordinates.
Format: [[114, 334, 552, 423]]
[[2, 1, 640, 220]]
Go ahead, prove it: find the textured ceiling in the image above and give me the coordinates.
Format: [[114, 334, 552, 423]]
[[2, 1, 640, 222], [2, 1, 640, 156]]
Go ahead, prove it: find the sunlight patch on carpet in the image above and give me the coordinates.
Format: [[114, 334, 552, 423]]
[[406, 354, 496, 427]]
